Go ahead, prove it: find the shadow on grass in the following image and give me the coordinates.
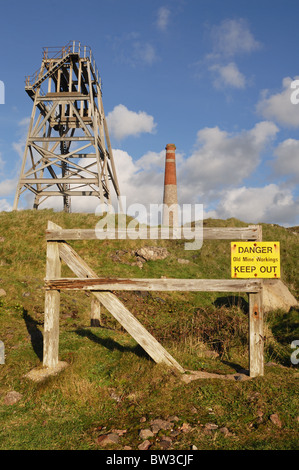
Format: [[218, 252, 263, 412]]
[[270, 307, 299, 344], [221, 360, 249, 375], [22, 309, 43, 361], [75, 327, 152, 362], [265, 307, 299, 366], [213, 295, 248, 312], [21, 308, 153, 364]]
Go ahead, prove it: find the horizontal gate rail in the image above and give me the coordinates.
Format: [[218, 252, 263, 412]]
[[45, 277, 263, 293], [45, 225, 262, 241]]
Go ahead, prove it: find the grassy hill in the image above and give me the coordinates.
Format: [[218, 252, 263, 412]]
[[0, 209, 298, 450]]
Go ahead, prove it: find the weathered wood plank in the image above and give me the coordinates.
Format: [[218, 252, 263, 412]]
[[57, 240, 185, 372], [90, 298, 101, 327], [29, 136, 93, 142], [39, 191, 101, 196], [24, 178, 98, 184], [249, 291, 264, 377], [45, 277, 262, 293], [45, 225, 260, 241], [43, 221, 61, 368], [204, 225, 260, 240]]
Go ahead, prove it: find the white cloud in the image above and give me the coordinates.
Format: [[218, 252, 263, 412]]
[[0, 198, 12, 211], [135, 150, 165, 171], [18, 117, 30, 127], [257, 76, 299, 128], [109, 122, 288, 225], [106, 104, 157, 140], [213, 184, 299, 226], [12, 116, 30, 159], [111, 149, 141, 201], [0, 177, 18, 197], [112, 138, 298, 226], [273, 138, 299, 183], [206, 18, 261, 90], [209, 62, 246, 89], [114, 149, 164, 206], [12, 141, 25, 159], [179, 121, 279, 199], [156, 7, 171, 31], [0, 153, 5, 173], [108, 33, 157, 67], [135, 149, 184, 172], [107, 123, 283, 224], [132, 41, 157, 66], [210, 18, 261, 59]]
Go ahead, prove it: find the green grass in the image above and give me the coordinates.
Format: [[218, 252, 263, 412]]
[[0, 209, 298, 450]]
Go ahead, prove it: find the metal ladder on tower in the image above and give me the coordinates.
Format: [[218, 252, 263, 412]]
[[26, 53, 71, 92]]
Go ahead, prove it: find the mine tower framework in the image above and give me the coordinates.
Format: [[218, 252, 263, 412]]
[[13, 41, 121, 212]]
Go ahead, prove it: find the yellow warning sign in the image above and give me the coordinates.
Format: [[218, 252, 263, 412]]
[[231, 242, 280, 278]]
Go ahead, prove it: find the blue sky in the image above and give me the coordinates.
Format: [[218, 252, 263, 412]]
[[0, 0, 298, 226]]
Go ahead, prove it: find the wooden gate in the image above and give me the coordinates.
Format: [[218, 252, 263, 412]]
[[43, 221, 264, 378]]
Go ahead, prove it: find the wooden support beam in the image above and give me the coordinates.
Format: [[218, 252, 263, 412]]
[[37, 190, 102, 197], [28, 136, 94, 142], [22, 178, 98, 185], [45, 225, 260, 241], [90, 298, 101, 327], [43, 221, 61, 368], [45, 277, 262, 293], [249, 291, 264, 377]]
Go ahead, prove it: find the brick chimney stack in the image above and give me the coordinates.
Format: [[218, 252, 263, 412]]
[[162, 143, 179, 227]]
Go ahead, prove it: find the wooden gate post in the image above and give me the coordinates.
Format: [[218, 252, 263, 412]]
[[43, 221, 61, 368], [91, 298, 101, 327], [249, 290, 264, 377]]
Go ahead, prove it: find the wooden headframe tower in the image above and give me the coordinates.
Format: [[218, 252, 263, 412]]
[[13, 41, 121, 212]]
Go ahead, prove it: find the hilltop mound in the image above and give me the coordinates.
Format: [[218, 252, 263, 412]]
[[0, 209, 298, 450]]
